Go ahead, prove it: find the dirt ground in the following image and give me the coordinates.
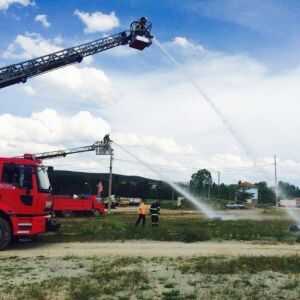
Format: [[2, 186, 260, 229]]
[[2, 241, 300, 258]]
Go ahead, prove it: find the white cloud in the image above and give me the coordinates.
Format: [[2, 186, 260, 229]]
[[0, 109, 111, 150], [173, 36, 204, 52], [74, 10, 119, 33], [37, 65, 113, 104], [2, 33, 114, 104], [0, 109, 113, 173], [35, 14, 51, 28], [0, 0, 32, 10], [0, 109, 196, 178], [113, 133, 195, 155], [2, 33, 60, 59]]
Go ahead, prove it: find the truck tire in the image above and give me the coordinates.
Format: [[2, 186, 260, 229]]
[[0, 218, 12, 250]]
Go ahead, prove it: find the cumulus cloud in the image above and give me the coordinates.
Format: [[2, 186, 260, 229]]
[[38, 66, 113, 104], [173, 36, 205, 52], [74, 10, 119, 33], [0, 109, 110, 151], [2, 33, 114, 104], [113, 133, 195, 155], [35, 14, 50, 28], [2, 33, 60, 59], [0, 109, 112, 173], [0, 109, 197, 177], [0, 0, 32, 10]]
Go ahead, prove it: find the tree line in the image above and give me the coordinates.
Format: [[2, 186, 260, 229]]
[[50, 169, 300, 205], [189, 169, 300, 206]]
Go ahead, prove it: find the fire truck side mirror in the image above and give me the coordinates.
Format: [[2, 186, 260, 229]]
[[22, 166, 33, 190]]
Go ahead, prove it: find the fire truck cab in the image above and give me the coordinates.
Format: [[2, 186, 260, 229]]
[[0, 156, 58, 250]]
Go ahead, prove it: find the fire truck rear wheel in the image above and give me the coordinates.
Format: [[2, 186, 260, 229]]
[[0, 218, 12, 250]]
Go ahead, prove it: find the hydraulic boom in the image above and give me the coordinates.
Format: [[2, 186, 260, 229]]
[[0, 17, 152, 89], [29, 136, 113, 161]]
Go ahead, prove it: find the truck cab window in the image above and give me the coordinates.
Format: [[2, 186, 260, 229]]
[[2, 164, 19, 185], [2, 164, 33, 189], [37, 167, 51, 192]]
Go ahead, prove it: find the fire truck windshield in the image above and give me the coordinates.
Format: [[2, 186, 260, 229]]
[[37, 166, 51, 192]]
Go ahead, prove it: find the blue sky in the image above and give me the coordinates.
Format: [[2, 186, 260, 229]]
[[1, 0, 300, 186], [1, 0, 300, 66]]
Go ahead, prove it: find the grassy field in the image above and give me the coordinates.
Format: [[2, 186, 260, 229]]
[[2, 255, 300, 299], [2, 211, 300, 299], [40, 212, 297, 244]]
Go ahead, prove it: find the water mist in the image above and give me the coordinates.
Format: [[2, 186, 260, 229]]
[[114, 142, 222, 219]]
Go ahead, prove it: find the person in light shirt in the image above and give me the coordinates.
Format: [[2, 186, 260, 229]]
[[135, 199, 147, 227]]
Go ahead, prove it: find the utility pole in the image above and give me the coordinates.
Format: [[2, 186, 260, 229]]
[[274, 154, 278, 207], [217, 171, 221, 199], [207, 178, 212, 201], [108, 151, 113, 214]]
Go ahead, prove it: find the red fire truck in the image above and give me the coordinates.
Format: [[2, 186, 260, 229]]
[[0, 156, 58, 249], [0, 139, 112, 250], [53, 194, 106, 217]]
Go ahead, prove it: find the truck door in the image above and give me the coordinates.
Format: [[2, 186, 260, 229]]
[[2, 164, 35, 215]]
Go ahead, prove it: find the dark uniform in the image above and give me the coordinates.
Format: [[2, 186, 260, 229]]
[[150, 201, 160, 226], [103, 134, 111, 145]]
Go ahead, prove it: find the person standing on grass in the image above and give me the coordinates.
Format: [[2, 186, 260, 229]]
[[135, 199, 147, 227], [150, 200, 160, 226]]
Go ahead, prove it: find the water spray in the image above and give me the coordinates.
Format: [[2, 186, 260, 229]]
[[113, 141, 222, 219], [153, 37, 270, 181], [277, 185, 300, 230]]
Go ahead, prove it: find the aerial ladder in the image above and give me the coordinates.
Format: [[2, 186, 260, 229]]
[[0, 17, 153, 89], [27, 135, 114, 216], [28, 135, 113, 161]]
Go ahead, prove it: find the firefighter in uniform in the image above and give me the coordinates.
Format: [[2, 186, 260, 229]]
[[103, 134, 111, 145], [150, 200, 160, 226]]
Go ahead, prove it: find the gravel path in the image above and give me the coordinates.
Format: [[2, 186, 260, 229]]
[[2, 241, 300, 258]]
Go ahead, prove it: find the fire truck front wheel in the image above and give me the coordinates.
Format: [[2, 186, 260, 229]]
[[0, 217, 12, 250]]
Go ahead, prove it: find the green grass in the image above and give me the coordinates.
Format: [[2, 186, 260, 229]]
[[3, 256, 300, 300], [41, 214, 295, 243], [162, 289, 183, 300], [178, 256, 300, 274], [3, 258, 149, 300]]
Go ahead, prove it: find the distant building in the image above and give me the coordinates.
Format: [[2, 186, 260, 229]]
[[279, 198, 300, 208], [237, 181, 258, 207], [118, 197, 142, 207]]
